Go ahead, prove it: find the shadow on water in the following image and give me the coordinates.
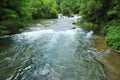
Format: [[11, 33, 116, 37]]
[[0, 37, 13, 48]]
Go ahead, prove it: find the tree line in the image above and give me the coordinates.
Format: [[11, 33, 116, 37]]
[[0, 0, 58, 35], [0, 0, 80, 36], [77, 0, 120, 50]]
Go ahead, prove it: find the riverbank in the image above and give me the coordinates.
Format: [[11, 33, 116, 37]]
[[94, 36, 120, 80]]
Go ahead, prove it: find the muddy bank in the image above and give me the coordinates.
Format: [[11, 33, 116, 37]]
[[94, 36, 120, 80]]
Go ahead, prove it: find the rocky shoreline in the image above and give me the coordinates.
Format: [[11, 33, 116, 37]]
[[93, 36, 120, 80]]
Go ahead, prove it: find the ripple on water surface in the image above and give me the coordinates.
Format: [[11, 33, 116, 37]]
[[0, 17, 109, 80]]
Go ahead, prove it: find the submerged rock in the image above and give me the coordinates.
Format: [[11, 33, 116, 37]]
[[71, 27, 76, 29], [114, 50, 120, 54], [72, 22, 76, 24]]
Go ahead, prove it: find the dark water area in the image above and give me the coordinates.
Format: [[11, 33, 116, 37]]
[[0, 15, 109, 80]]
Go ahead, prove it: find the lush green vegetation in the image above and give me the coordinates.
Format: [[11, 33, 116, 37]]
[[77, 0, 120, 50], [0, 0, 31, 35], [0, 0, 81, 35], [32, 0, 58, 19], [56, 0, 80, 16], [0, 0, 58, 35]]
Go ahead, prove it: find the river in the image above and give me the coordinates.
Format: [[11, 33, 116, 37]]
[[0, 15, 109, 80]]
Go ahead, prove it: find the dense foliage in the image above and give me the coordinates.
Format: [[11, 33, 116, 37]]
[[0, 0, 32, 35], [56, 0, 80, 16], [0, 0, 58, 35], [78, 0, 120, 50], [32, 0, 58, 19], [0, 0, 81, 35], [106, 26, 120, 50]]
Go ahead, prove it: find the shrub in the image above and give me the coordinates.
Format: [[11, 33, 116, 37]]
[[0, 25, 10, 36], [77, 18, 99, 33], [100, 20, 120, 36], [0, 19, 26, 34], [106, 26, 120, 50]]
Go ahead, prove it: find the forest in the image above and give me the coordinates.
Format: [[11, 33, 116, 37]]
[[0, 0, 120, 50], [77, 0, 120, 50]]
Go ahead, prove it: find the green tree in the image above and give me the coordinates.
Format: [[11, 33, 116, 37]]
[[31, 0, 58, 19], [78, 0, 120, 50], [0, 0, 32, 35], [56, 0, 80, 16], [0, 0, 58, 35]]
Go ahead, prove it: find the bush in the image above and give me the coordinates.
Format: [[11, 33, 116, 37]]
[[0, 25, 10, 36], [100, 20, 120, 36], [60, 1, 72, 16], [49, 8, 58, 18], [77, 18, 99, 33], [106, 26, 120, 50], [0, 19, 26, 34], [62, 7, 72, 16]]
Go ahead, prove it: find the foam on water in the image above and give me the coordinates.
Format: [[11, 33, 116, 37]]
[[86, 31, 93, 39], [0, 16, 109, 80]]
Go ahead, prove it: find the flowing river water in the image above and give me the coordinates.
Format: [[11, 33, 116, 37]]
[[0, 16, 109, 80]]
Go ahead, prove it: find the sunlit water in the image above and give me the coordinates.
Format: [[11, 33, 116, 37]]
[[0, 16, 109, 80]]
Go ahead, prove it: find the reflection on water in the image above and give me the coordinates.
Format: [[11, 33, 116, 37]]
[[0, 16, 109, 80]]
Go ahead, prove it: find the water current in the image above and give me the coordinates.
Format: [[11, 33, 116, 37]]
[[0, 15, 109, 80]]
